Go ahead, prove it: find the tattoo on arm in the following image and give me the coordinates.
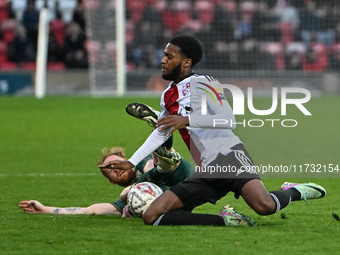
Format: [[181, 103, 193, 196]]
[[53, 208, 61, 214]]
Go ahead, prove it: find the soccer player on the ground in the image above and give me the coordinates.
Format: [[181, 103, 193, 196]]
[[19, 113, 192, 216], [104, 35, 326, 226]]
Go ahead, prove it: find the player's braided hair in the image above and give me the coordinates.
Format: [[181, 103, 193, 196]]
[[169, 35, 203, 67], [97, 147, 126, 165]]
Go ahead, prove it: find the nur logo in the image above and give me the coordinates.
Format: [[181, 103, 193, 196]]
[[198, 82, 223, 115]]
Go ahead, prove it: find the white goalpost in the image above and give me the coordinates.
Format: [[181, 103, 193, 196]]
[[115, 0, 126, 96], [35, 6, 49, 99]]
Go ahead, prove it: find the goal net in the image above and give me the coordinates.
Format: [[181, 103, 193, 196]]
[[84, 0, 340, 95], [84, 0, 118, 95]]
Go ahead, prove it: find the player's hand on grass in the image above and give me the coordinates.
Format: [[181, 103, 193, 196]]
[[98, 160, 134, 170], [19, 200, 45, 214], [122, 205, 133, 218], [156, 115, 189, 136]]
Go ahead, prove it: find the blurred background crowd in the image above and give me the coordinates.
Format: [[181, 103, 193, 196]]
[[1, 0, 340, 71]]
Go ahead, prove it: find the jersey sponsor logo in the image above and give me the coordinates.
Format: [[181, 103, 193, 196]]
[[215, 88, 226, 100], [197, 82, 223, 106], [182, 82, 190, 96]]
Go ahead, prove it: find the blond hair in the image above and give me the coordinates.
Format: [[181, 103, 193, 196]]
[[97, 147, 126, 165]]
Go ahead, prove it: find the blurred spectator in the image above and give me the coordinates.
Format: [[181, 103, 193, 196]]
[[237, 39, 260, 69], [63, 22, 88, 69], [162, 0, 192, 35], [278, 0, 300, 29], [302, 46, 327, 71], [141, 0, 164, 48], [206, 40, 232, 69], [11, 22, 36, 64], [0, 0, 8, 22], [130, 1, 166, 68], [329, 44, 340, 70], [277, 0, 299, 43], [235, 11, 253, 40], [195, 0, 214, 26], [252, 1, 281, 42], [133, 21, 157, 68], [284, 51, 303, 70], [50, 11, 66, 47], [299, 1, 323, 47], [290, 0, 305, 9], [22, 0, 39, 49], [72, 0, 86, 32], [7, 1, 16, 19], [48, 2, 65, 63], [210, 1, 234, 43], [48, 26, 63, 63], [319, 3, 340, 46], [126, 0, 148, 24], [284, 42, 306, 70]]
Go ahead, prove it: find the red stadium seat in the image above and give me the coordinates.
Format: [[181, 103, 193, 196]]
[[0, 40, 8, 63], [47, 62, 66, 71], [162, 1, 192, 34], [0, 0, 8, 22], [310, 42, 327, 55], [126, 0, 148, 24], [22, 62, 36, 70], [195, 0, 214, 25], [1, 19, 16, 43], [0, 61, 17, 70], [302, 43, 328, 71]]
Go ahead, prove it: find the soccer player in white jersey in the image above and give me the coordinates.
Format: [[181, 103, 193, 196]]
[[103, 35, 326, 226]]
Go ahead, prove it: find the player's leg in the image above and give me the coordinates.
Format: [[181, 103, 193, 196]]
[[143, 188, 232, 226], [143, 179, 256, 226], [215, 144, 295, 215], [126, 102, 160, 128], [230, 144, 326, 215], [142, 189, 184, 225], [281, 182, 326, 201], [240, 179, 326, 215], [126, 102, 181, 168], [240, 179, 290, 215]]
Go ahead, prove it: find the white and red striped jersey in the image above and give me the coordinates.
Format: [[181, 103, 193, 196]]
[[129, 74, 242, 167]]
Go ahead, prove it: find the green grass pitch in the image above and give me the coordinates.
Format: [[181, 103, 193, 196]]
[[0, 95, 339, 254]]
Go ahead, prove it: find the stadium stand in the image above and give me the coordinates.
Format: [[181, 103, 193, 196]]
[[1, 0, 340, 73]]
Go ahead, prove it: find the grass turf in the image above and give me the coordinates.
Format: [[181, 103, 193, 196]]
[[0, 95, 339, 254]]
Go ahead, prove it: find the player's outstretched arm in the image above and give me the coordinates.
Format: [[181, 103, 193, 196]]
[[19, 200, 121, 215]]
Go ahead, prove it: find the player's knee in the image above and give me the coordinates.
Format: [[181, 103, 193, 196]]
[[142, 208, 158, 225], [253, 199, 276, 215]]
